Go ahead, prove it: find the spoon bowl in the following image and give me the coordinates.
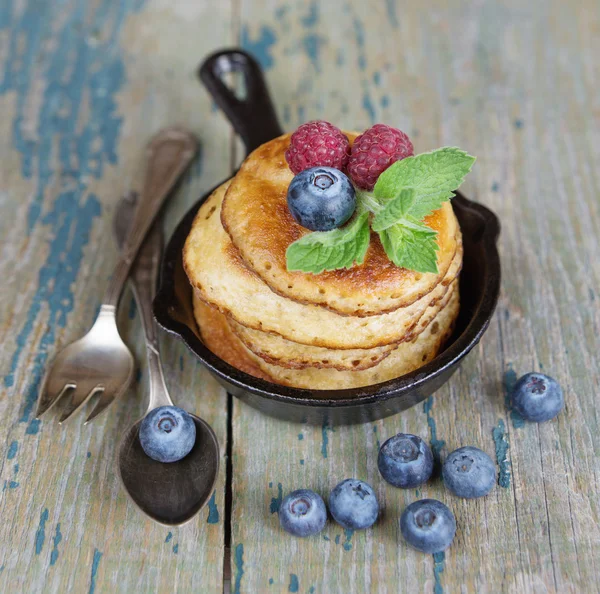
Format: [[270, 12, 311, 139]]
[[118, 413, 219, 526]]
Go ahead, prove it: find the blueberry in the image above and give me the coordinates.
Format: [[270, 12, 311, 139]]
[[278, 489, 327, 537], [400, 499, 456, 554], [329, 479, 379, 530], [512, 372, 564, 422], [442, 446, 496, 499], [139, 406, 196, 463], [287, 166, 356, 231], [378, 433, 434, 488]]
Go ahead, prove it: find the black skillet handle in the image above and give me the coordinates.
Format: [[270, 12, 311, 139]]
[[199, 49, 283, 156]]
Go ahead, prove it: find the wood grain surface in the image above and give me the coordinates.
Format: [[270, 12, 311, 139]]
[[1, 0, 599, 592]]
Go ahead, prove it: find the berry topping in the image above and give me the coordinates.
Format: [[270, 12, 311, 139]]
[[511, 372, 564, 422], [279, 489, 327, 537], [378, 433, 434, 489], [287, 166, 356, 231], [139, 406, 196, 463], [442, 446, 496, 499], [400, 499, 456, 554], [347, 124, 414, 190], [285, 120, 350, 174]]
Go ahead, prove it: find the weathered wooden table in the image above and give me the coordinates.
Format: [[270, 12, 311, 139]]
[[1, 0, 599, 592]]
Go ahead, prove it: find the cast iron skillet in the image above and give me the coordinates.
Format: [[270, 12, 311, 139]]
[[153, 48, 501, 425]]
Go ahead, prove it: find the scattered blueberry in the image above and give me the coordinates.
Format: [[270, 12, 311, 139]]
[[400, 499, 456, 554], [442, 446, 496, 499], [378, 433, 433, 488], [329, 479, 379, 530], [512, 372, 564, 422], [278, 489, 327, 537], [139, 406, 196, 463], [287, 166, 356, 231]]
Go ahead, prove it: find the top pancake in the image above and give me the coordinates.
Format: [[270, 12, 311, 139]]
[[221, 133, 459, 316]]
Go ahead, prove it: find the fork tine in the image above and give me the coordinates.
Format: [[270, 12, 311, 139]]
[[84, 387, 123, 425], [58, 385, 104, 424], [36, 378, 75, 418]]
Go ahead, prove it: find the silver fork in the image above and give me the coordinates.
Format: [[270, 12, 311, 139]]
[[36, 127, 198, 424]]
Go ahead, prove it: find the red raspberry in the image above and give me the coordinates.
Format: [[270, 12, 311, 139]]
[[347, 124, 414, 190], [285, 121, 350, 174]]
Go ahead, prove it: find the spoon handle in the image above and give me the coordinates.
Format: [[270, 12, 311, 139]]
[[103, 127, 198, 308]]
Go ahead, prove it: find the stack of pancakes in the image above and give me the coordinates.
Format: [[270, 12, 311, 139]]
[[184, 134, 463, 390]]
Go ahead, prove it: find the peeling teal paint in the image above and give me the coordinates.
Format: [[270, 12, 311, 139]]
[[385, 0, 399, 27], [298, 433, 304, 440], [87, 452, 92, 458], [423, 397, 446, 460], [372, 425, 380, 449], [26, 419, 41, 434], [514, 118, 524, 129], [301, 2, 319, 27], [207, 491, 219, 524], [300, 459, 304, 465], [381, 95, 390, 109], [323, 535, 330, 541], [492, 419, 511, 488], [13, 464, 19, 474], [270, 482, 283, 513], [353, 19, 366, 70], [373, 71, 381, 86], [301, 35, 325, 71], [321, 422, 334, 458], [504, 367, 525, 428], [7, 441, 18, 459], [269, 577, 274, 585], [343, 528, 354, 551], [362, 92, 376, 123], [241, 25, 277, 70], [35, 508, 49, 554], [334, 534, 340, 544], [289, 573, 299, 592], [234, 544, 244, 594], [433, 551, 445, 594], [2, 0, 144, 425], [165, 532, 173, 543], [8, 481, 19, 489], [172, 543, 178, 554], [309, 587, 315, 593], [89, 549, 102, 594], [491, 181, 500, 192], [50, 523, 62, 566]]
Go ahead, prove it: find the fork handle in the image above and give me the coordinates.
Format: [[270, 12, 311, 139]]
[[103, 127, 198, 307]]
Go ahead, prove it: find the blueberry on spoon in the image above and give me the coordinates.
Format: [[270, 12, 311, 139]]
[[139, 405, 196, 463]]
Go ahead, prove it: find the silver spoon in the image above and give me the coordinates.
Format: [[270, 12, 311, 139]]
[[115, 193, 220, 526]]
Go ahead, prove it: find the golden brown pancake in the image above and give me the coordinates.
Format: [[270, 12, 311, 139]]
[[220, 133, 459, 316], [184, 182, 463, 350], [193, 287, 459, 390], [193, 300, 273, 382]]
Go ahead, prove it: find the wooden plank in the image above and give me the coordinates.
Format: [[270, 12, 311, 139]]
[[230, 0, 600, 592], [0, 0, 234, 591]]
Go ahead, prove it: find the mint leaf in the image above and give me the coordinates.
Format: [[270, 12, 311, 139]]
[[371, 188, 418, 232], [373, 147, 475, 220], [378, 224, 440, 274], [286, 212, 370, 274]]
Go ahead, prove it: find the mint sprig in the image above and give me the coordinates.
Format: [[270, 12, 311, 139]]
[[286, 211, 370, 274], [285, 147, 475, 274]]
